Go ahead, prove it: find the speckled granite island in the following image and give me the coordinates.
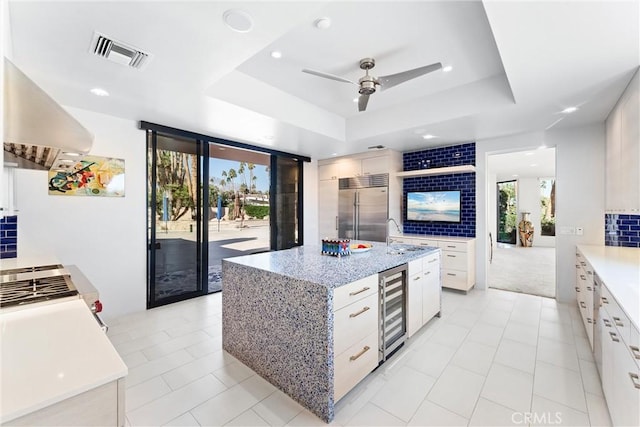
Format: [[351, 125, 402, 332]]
[[222, 242, 440, 422]]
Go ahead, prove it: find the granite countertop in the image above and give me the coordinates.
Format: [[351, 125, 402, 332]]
[[577, 244, 640, 330], [223, 241, 440, 288]]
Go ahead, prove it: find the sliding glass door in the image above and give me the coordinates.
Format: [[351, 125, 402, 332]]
[[147, 132, 206, 308], [144, 122, 309, 308]]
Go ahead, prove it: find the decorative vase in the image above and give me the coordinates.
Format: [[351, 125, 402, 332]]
[[518, 212, 534, 247]]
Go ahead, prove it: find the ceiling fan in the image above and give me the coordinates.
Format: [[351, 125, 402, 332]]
[[302, 58, 442, 112]]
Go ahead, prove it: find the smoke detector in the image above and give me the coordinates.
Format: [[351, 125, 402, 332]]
[[90, 32, 152, 70]]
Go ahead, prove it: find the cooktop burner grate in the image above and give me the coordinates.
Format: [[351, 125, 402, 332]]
[[0, 274, 78, 308]]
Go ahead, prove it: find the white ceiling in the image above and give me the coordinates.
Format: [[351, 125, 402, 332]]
[[488, 147, 556, 182], [5, 1, 639, 161]]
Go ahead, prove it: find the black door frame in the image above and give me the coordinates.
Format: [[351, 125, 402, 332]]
[[496, 179, 518, 245], [143, 122, 309, 309]]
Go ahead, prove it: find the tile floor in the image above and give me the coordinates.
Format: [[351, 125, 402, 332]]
[[107, 287, 612, 426]]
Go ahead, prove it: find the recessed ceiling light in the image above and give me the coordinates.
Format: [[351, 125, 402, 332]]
[[331, 153, 338, 156], [223, 9, 253, 33], [422, 134, 436, 140], [442, 65, 453, 73], [353, 97, 359, 103], [314, 17, 331, 29], [90, 87, 109, 97], [561, 106, 578, 114], [270, 51, 282, 59]]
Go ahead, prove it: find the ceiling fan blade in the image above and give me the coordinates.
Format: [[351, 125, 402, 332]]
[[358, 94, 370, 112], [301, 69, 357, 85], [378, 62, 442, 91]]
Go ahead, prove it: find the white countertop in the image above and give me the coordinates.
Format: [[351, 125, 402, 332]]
[[577, 245, 640, 330], [0, 299, 128, 423]]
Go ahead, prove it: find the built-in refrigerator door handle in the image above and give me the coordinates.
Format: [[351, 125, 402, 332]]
[[335, 216, 338, 230], [354, 191, 359, 240], [489, 232, 493, 264]]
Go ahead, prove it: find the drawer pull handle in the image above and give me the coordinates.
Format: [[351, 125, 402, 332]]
[[580, 275, 586, 280], [428, 258, 438, 263], [581, 261, 587, 266], [349, 287, 370, 296], [586, 286, 592, 291], [420, 243, 430, 246], [575, 264, 580, 269], [630, 373, 640, 389], [587, 318, 592, 324], [349, 346, 370, 361], [630, 346, 640, 360], [413, 276, 421, 281], [609, 331, 620, 342], [349, 306, 370, 318], [587, 271, 593, 275], [575, 287, 581, 292], [602, 297, 609, 304], [580, 301, 586, 309], [447, 245, 456, 248], [424, 271, 431, 275], [613, 317, 624, 327], [603, 319, 612, 327], [447, 273, 457, 276], [447, 254, 456, 258]]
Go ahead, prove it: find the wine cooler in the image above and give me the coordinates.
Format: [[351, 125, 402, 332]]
[[378, 264, 407, 363]]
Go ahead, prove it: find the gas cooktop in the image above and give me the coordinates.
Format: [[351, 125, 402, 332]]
[[0, 264, 78, 309]]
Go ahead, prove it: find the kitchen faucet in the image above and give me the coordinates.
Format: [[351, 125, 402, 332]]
[[386, 218, 402, 253]]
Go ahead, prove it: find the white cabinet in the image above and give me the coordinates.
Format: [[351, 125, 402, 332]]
[[319, 163, 340, 181], [606, 69, 639, 213], [318, 179, 339, 239], [575, 249, 594, 349], [407, 251, 441, 338], [333, 275, 378, 402], [599, 285, 640, 427], [390, 235, 475, 292], [334, 155, 391, 178]]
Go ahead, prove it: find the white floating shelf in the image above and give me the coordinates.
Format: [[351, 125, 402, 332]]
[[395, 164, 476, 178]]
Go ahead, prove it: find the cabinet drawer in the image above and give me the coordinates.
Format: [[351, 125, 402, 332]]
[[334, 293, 378, 356], [334, 332, 378, 402], [334, 275, 377, 311], [442, 269, 468, 289], [390, 236, 414, 245], [438, 241, 467, 252], [442, 251, 467, 270], [414, 239, 439, 248], [423, 252, 440, 272], [602, 285, 631, 344]]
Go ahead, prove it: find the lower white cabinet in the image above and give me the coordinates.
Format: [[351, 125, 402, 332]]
[[391, 235, 475, 292], [600, 288, 640, 427], [333, 275, 378, 402], [575, 249, 595, 349], [407, 251, 441, 338]]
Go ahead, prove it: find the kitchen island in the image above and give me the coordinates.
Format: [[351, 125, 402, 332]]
[[222, 242, 441, 422]]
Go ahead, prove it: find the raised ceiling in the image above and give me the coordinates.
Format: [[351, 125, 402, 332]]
[[6, 1, 639, 160]]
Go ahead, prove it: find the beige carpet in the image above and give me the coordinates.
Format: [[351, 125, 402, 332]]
[[488, 244, 556, 298]]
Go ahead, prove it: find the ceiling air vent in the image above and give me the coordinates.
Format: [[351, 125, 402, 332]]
[[90, 32, 151, 70]]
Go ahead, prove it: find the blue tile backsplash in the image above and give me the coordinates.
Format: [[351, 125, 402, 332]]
[[605, 213, 640, 248], [1, 215, 18, 259], [402, 143, 476, 237]]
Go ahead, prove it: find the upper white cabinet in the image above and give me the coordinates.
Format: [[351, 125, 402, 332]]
[[606, 69, 639, 213], [317, 150, 402, 240]]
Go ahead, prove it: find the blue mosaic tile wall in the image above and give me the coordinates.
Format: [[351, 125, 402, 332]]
[[402, 143, 476, 237], [605, 213, 640, 248], [0, 215, 18, 259]]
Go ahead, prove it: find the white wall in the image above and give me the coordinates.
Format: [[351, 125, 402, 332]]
[[15, 108, 147, 320], [476, 124, 605, 302]]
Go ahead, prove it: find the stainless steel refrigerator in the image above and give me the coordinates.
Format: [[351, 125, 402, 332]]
[[338, 174, 389, 242]]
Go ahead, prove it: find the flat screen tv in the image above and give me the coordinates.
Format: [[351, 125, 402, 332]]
[[406, 190, 461, 223]]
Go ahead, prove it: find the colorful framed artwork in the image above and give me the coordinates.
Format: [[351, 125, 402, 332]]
[[48, 156, 125, 197]]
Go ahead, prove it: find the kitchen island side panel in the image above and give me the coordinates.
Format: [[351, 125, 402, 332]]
[[221, 260, 334, 422]]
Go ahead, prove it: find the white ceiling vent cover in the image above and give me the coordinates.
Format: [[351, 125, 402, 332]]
[[90, 32, 151, 70]]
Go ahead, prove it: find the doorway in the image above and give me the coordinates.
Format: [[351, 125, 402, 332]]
[[144, 122, 307, 308], [487, 148, 557, 298]]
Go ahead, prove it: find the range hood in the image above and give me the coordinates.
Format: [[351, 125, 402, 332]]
[[3, 58, 93, 170]]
